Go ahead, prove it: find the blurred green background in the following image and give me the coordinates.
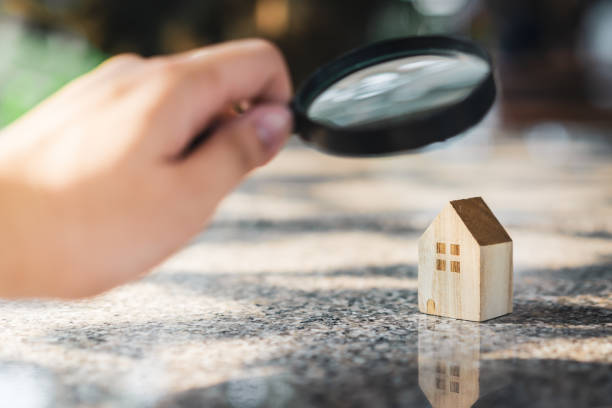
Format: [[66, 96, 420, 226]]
[[1, 0, 611, 129], [0, 15, 105, 127]]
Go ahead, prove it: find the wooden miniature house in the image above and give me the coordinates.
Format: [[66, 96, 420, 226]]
[[418, 197, 512, 322]]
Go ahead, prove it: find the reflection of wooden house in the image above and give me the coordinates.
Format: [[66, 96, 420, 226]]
[[418, 197, 513, 322], [417, 317, 509, 408], [418, 318, 480, 408]]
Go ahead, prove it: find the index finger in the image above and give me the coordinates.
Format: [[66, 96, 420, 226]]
[[169, 39, 293, 136]]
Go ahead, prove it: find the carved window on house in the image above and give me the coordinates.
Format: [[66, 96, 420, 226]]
[[435, 242, 460, 273], [450, 381, 460, 393], [450, 365, 460, 377]]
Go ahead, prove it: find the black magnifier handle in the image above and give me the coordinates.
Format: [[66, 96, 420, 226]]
[[290, 99, 303, 135]]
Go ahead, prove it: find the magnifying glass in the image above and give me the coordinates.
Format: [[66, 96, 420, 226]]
[[291, 35, 496, 156], [186, 36, 495, 158]]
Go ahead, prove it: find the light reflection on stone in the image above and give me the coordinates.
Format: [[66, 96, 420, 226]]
[[0, 363, 56, 408]]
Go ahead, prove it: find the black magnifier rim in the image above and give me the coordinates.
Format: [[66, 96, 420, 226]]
[[291, 35, 496, 157]]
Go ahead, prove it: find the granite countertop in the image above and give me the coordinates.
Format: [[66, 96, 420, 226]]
[[0, 119, 610, 408]]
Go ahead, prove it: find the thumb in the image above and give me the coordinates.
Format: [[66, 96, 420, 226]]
[[176, 103, 292, 205]]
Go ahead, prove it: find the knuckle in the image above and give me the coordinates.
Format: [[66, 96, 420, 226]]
[[244, 38, 279, 54], [136, 59, 184, 107], [148, 57, 182, 79], [241, 38, 291, 99], [146, 59, 191, 97], [188, 58, 221, 82], [103, 53, 143, 68], [245, 38, 284, 62], [106, 77, 135, 100], [95, 54, 144, 99]]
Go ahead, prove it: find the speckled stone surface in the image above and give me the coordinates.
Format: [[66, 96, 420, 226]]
[[0, 118, 611, 408]]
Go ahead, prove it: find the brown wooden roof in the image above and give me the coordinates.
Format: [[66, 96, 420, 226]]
[[450, 197, 512, 246]]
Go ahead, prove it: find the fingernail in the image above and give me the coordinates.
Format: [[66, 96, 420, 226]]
[[256, 109, 291, 151]]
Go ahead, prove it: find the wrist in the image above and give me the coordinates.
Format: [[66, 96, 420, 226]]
[[0, 167, 29, 297], [0, 160, 56, 298]]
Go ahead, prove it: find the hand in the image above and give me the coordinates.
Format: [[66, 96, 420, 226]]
[[0, 39, 293, 298]]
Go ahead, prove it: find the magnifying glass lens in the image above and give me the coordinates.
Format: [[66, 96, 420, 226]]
[[308, 52, 490, 128]]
